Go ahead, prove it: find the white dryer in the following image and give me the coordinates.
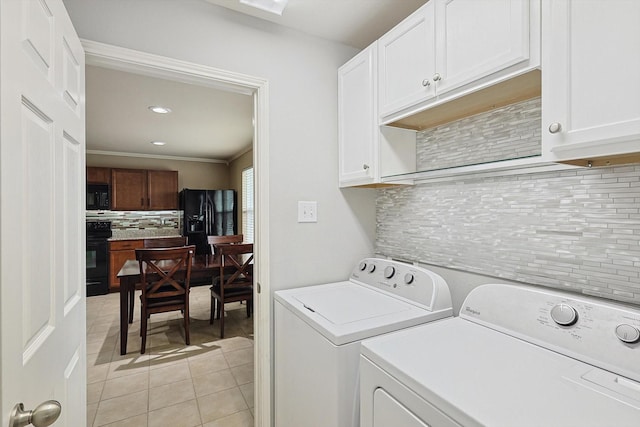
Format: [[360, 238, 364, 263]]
[[360, 283, 640, 427], [274, 258, 453, 427]]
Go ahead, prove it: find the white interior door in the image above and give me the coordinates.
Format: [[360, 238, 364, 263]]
[[1, 0, 86, 425]]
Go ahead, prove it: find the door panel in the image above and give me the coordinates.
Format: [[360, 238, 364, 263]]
[[378, 1, 436, 117], [1, 0, 86, 424], [23, 0, 54, 77], [436, 0, 529, 94]]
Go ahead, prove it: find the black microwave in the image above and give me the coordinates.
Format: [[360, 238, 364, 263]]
[[87, 184, 110, 210]]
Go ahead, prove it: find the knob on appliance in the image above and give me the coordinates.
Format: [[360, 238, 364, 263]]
[[384, 266, 395, 279], [359, 262, 367, 271], [404, 273, 414, 285], [550, 303, 578, 326], [615, 324, 640, 344], [367, 264, 376, 273]]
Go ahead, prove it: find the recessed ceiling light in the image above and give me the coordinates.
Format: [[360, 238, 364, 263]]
[[240, 0, 288, 15], [151, 141, 166, 146], [148, 106, 172, 114]]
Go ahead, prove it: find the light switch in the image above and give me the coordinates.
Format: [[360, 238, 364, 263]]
[[298, 201, 317, 223]]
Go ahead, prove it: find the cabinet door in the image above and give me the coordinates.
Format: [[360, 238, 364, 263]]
[[435, 0, 530, 95], [147, 170, 178, 210], [338, 45, 377, 187], [87, 166, 111, 184], [111, 168, 147, 210], [378, 1, 436, 118], [108, 241, 143, 290], [542, 0, 640, 162]]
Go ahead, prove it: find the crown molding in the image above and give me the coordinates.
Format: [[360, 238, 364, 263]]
[[86, 150, 228, 164]]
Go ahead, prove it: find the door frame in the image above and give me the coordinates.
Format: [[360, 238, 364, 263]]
[[82, 40, 272, 426]]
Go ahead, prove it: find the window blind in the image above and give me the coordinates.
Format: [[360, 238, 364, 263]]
[[242, 167, 254, 243]]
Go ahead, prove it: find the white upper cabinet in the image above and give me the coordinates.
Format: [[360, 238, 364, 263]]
[[338, 43, 416, 188], [434, 0, 531, 95], [338, 44, 377, 186], [541, 0, 640, 165], [378, 1, 437, 117], [379, 0, 539, 122]]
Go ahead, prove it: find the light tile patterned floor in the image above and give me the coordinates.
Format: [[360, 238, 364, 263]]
[[86, 286, 254, 427]]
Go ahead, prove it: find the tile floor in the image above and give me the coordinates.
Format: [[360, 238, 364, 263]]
[[86, 285, 254, 427]]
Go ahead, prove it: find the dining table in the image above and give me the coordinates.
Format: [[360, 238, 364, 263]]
[[116, 253, 222, 355]]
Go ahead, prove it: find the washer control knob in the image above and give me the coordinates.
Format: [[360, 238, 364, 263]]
[[404, 273, 414, 285], [384, 266, 395, 279], [359, 262, 367, 271], [367, 263, 376, 273], [550, 303, 578, 326], [615, 324, 640, 344]]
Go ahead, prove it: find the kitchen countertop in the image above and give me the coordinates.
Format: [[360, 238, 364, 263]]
[[108, 234, 182, 242]]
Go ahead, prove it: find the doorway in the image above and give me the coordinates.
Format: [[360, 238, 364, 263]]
[[84, 40, 271, 426]]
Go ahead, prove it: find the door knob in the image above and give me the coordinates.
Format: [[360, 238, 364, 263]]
[[9, 401, 61, 427]]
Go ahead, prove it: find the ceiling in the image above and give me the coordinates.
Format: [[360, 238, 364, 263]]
[[86, 65, 254, 162], [86, 0, 426, 162], [204, 0, 426, 50]]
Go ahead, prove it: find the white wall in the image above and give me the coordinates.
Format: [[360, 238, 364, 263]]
[[63, 0, 376, 286]]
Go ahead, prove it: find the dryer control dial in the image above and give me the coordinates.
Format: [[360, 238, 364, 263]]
[[550, 303, 578, 326], [384, 266, 395, 279], [404, 273, 414, 285], [358, 262, 367, 271], [615, 324, 640, 344], [367, 263, 376, 273]]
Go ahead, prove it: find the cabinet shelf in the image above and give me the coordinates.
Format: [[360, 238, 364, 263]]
[[381, 155, 577, 184]]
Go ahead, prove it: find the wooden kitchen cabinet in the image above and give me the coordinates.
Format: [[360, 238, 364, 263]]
[[541, 0, 640, 166], [111, 169, 147, 210], [338, 43, 416, 187], [147, 170, 179, 210], [379, 0, 539, 122], [86, 167, 111, 184], [108, 239, 143, 290], [111, 168, 178, 210]]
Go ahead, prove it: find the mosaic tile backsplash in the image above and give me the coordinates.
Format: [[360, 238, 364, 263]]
[[86, 211, 182, 239], [376, 102, 640, 306], [417, 97, 541, 171]]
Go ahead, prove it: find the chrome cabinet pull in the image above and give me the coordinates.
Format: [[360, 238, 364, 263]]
[[432, 73, 442, 82], [363, 164, 370, 170], [422, 79, 431, 87]]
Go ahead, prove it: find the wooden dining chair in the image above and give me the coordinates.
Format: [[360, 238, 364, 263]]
[[136, 245, 195, 354], [143, 236, 187, 248], [209, 242, 253, 338], [207, 234, 243, 254], [129, 236, 188, 322]]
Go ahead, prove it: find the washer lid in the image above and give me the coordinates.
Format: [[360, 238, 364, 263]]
[[274, 281, 451, 345], [293, 284, 412, 324]]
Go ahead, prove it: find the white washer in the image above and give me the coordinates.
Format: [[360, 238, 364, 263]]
[[361, 283, 640, 427], [274, 257, 453, 427]]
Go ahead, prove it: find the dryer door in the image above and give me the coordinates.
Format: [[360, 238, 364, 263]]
[[374, 389, 431, 427]]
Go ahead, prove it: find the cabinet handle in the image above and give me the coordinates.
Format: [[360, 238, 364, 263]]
[[422, 79, 431, 87], [363, 164, 370, 170], [432, 73, 442, 82], [548, 122, 562, 134]]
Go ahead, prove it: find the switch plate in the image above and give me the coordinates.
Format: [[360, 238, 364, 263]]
[[298, 201, 317, 223]]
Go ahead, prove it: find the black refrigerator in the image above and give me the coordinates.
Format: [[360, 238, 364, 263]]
[[180, 189, 237, 239]]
